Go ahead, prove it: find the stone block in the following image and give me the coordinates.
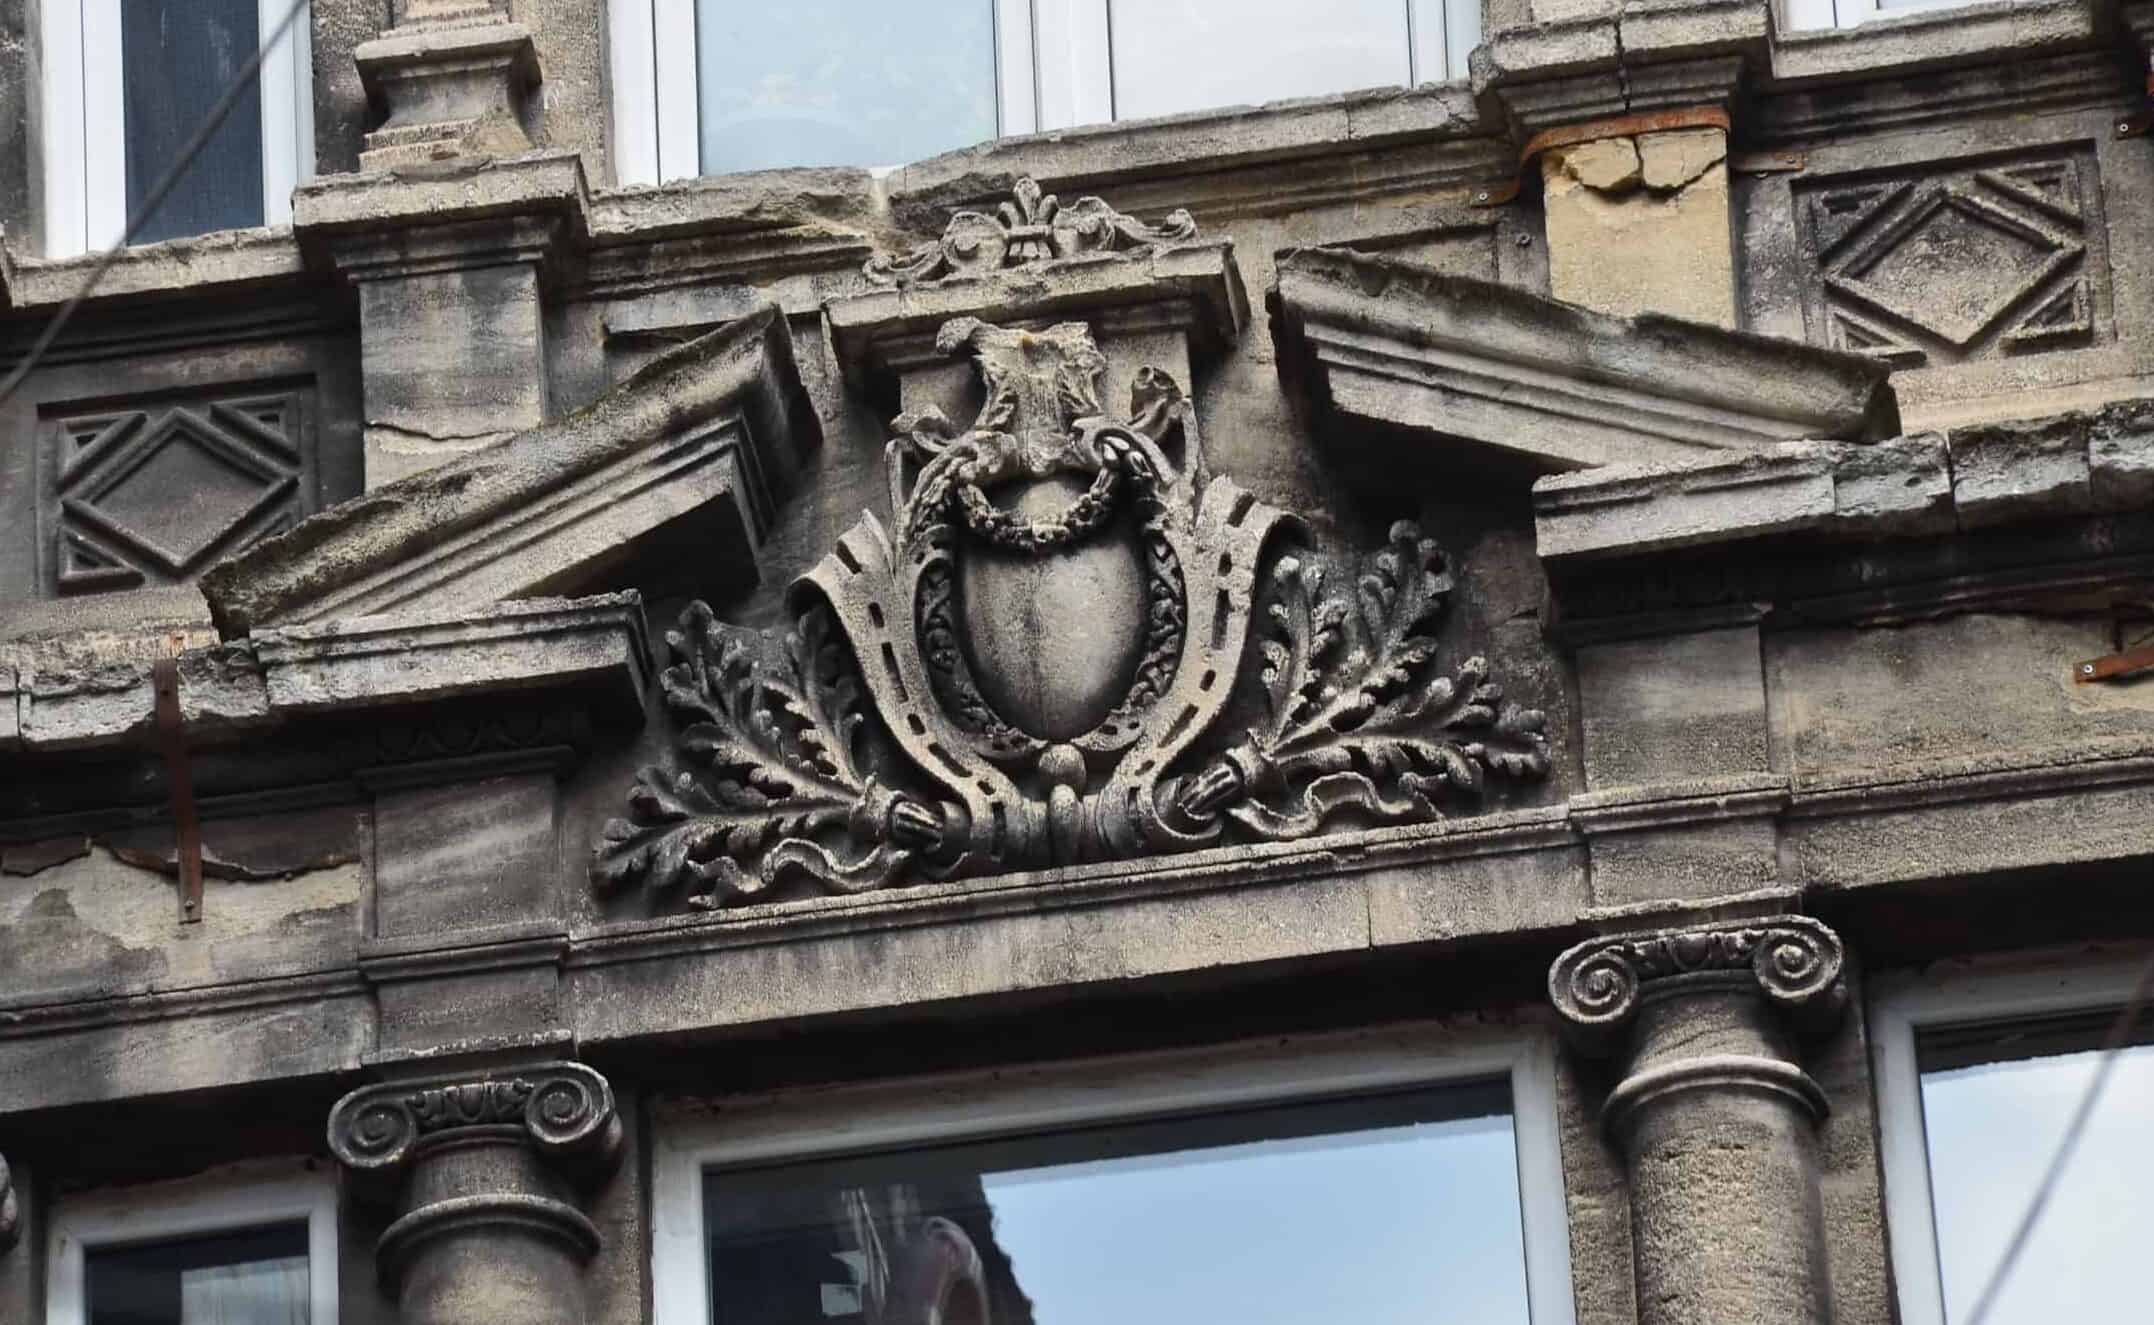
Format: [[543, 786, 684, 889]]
[[373, 774, 560, 938], [1585, 818, 1780, 906], [1543, 132, 1736, 327], [1579, 626, 1768, 788], [20, 663, 153, 750], [356, 256, 547, 486], [1832, 433, 1954, 535], [0, 665, 17, 750], [2088, 397, 2154, 511], [1534, 445, 1835, 560], [253, 594, 650, 724], [373, 963, 563, 1055], [1948, 412, 2091, 528]]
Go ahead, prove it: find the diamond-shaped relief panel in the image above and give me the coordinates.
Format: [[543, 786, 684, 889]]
[[43, 390, 315, 596], [1795, 147, 2107, 368]]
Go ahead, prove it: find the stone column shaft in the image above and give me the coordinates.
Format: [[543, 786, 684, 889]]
[[329, 1061, 619, 1325], [1551, 917, 1846, 1325]]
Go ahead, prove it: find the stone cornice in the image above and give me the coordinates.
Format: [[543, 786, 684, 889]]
[[1272, 246, 1896, 472], [201, 307, 814, 633], [1533, 398, 2154, 565], [5, 737, 2154, 1114], [0, 593, 648, 753]]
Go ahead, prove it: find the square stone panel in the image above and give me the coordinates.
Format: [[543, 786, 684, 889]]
[[41, 391, 316, 596], [1792, 145, 2109, 370]]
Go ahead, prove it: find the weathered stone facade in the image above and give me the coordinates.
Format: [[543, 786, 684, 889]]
[[4, 0, 2154, 1321]]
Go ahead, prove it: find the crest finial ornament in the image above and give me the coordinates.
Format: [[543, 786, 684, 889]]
[[595, 319, 1552, 910], [863, 176, 1200, 287]]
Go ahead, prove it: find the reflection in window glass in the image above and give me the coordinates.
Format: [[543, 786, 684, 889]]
[[86, 1221, 309, 1325], [706, 1084, 1530, 1325], [1109, 0, 1413, 122], [694, 1, 999, 174], [1919, 1035, 2154, 1323], [121, 0, 266, 244]]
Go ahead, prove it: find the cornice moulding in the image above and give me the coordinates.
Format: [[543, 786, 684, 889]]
[[1272, 246, 1898, 472], [200, 307, 815, 634]]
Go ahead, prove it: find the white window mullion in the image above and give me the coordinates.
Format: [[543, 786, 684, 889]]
[[79, 0, 126, 252], [607, 0, 659, 186], [37, 0, 89, 256], [1032, 0, 1112, 131], [994, 0, 1039, 137], [651, 0, 701, 182], [259, 0, 312, 229]]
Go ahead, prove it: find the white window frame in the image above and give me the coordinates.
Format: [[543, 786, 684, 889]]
[[38, 0, 315, 258], [609, 0, 1477, 186], [44, 1160, 340, 1325], [1871, 951, 2152, 1325], [1779, 0, 1978, 30], [651, 1024, 1577, 1325]]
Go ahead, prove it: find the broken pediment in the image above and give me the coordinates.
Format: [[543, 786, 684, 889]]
[[1271, 246, 1900, 472], [200, 306, 817, 636], [593, 314, 1552, 911]]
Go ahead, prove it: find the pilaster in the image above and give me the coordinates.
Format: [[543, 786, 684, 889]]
[[1477, 3, 1758, 326], [328, 1061, 620, 1325], [1550, 915, 1847, 1325]]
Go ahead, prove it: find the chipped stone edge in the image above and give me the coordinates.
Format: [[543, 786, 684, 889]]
[[7, 593, 650, 753], [1533, 397, 2154, 561]]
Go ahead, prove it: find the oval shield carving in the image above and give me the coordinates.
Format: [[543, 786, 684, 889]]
[[956, 477, 1147, 741]]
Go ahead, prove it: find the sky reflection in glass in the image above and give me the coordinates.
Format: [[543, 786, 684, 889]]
[[1921, 1040, 2154, 1324], [1109, 0, 1413, 121], [706, 1085, 1532, 1325], [695, 1, 998, 174]]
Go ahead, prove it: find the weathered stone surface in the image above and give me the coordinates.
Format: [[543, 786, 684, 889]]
[[1543, 130, 1737, 327], [1274, 247, 1897, 474], [354, 9, 541, 169], [1832, 432, 1954, 534], [1535, 444, 1836, 560], [2088, 396, 2154, 511], [201, 309, 814, 632], [1948, 411, 2092, 528], [252, 593, 650, 723], [1579, 626, 1768, 788]]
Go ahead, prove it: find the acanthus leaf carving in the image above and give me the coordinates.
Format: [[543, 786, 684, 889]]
[[863, 176, 1199, 288], [595, 316, 1552, 911]]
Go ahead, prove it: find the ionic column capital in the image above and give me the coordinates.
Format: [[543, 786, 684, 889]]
[[1549, 914, 1847, 1053], [327, 1061, 620, 1177], [327, 1061, 620, 1324]]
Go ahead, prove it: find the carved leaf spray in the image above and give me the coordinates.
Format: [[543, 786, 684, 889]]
[[597, 287, 1550, 911]]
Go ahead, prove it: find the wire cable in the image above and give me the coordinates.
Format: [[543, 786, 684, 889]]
[[1963, 946, 2154, 1325], [0, 0, 312, 412]]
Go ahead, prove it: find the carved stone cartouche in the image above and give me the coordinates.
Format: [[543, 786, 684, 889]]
[[862, 176, 1199, 288], [595, 315, 1552, 910]]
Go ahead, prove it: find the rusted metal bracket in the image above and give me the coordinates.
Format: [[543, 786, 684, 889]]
[[2075, 643, 2154, 684], [1469, 106, 1735, 208], [151, 642, 204, 924]]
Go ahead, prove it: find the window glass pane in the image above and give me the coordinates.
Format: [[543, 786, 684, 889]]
[[694, 1, 998, 174], [121, 0, 265, 244], [86, 1221, 308, 1325], [705, 1083, 1530, 1325], [1919, 1035, 2154, 1324], [1109, 0, 1413, 122]]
